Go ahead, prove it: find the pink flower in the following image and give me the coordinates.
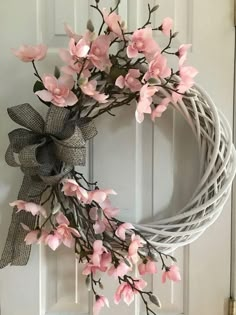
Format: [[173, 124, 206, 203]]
[[172, 65, 198, 103], [45, 233, 62, 251], [114, 279, 147, 305], [93, 295, 109, 315], [62, 179, 88, 203], [108, 261, 131, 278], [69, 38, 90, 59], [143, 53, 171, 81], [115, 223, 134, 241], [103, 9, 123, 37], [12, 44, 47, 62], [177, 44, 191, 66], [88, 189, 117, 205], [35, 74, 77, 107], [80, 79, 109, 103], [138, 259, 157, 275], [83, 252, 111, 275], [128, 234, 145, 263], [162, 265, 181, 283], [64, 23, 82, 42], [55, 212, 80, 248], [100, 198, 119, 218], [93, 219, 106, 234], [127, 27, 159, 61], [135, 84, 158, 123], [116, 69, 142, 92], [59, 49, 90, 75], [151, 98, 170, 121], [24, 229, 48, 245], [89, 35, 112, 71], [10, 200, 47, 217], [160, 17, 173, 36], [91, 240, 106, 266]]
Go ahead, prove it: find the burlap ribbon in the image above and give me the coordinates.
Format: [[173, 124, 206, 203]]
[[0, 103, 97, 268]]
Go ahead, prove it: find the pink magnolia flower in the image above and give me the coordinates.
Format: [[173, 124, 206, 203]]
[[91, 240, 106, 266], [35, 74, 77, 107], [62, 179, 88, 203], [127, 27, 159, 61], [108, 260, 131, 278], [151, 98, 170, 121], [64, 23, 82, 42], [172, 65, 198, 103], [103, 9, 123, 37], [101, 198, 119, 218], [128, 234, 145, 263], [80, 79, 109, 103], [93, 219, 106, 234], [69, 38, 90, 59], [55, 212, 80, 248], [115, 223, 134, 241], [89, 35, 112, 71], [162, 265, 181, 283], [138, 259, 157, 275], [45, 233, 62, 251], [59, 49, 90, 75], [114, 279, 147, 305], [143, 53, 171, 81], [88, 189, 117, 205], [93, 295, 109, 315], [83, 252, 111, 275], [21, 224, 49, 246], [115, 69, 142, 92], [135, 84, 158, 123], [177, 44, 192, 66], [12, 44, 47, 62], [160, 17, 173, 36], [10, 200, 47, 217]]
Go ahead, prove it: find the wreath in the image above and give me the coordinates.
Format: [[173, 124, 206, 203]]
[[1, 1, 236, 315]]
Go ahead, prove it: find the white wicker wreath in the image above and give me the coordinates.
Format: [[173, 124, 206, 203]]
[[135, 84, 236, 253]]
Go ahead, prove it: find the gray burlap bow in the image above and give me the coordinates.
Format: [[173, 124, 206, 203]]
[[0, 103, 97, 268]]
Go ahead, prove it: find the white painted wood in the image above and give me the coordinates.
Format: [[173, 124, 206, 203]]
[[0, 1, 234, 315]]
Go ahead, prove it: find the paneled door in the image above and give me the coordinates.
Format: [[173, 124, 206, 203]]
[[0, 1, 234, 315]]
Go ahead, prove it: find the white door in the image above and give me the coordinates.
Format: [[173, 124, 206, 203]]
[[0, 1, 234, 315]]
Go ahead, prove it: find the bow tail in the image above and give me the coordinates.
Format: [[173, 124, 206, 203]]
[[0, 176, 46, 268]]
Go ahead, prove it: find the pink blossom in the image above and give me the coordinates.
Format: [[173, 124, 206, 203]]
[[138, 259, 157, 275], [108, 261, 131, 278], [162, 265, 181, 283], [80, 79, 109, 103], [62, 179, 88, 203], [93, 295, 109, 315], [91, 240, 106, 266], [64, 23, 82, 42], [135, 84, 158, 123], [12, 44, 47, 62], [69, 38, 90, 59], [128, 234, 145, 263], [55, 212, 80, 248], [127, 27, 159, 61], [151, 98, 170, 121], [100, 198, 119, 218], [83, 252, 111, 275], [89, 35, 112, 71], [172, 65, 198, 103], [143, 53, 171, 81], [177, 44, 191, 66], [93, 219, 106, 234], [103, 9, 123, 37], [160, 17, 173, 36], [115, 69, 142, 92], [35, 74, 77, 107], [10, 200, 47, 217], [45, 233, 62, 251], [59, 49, 90, 75], [114, 279, 147, 305], [115, 223, 134, 241], [88, 189, 117, 205]]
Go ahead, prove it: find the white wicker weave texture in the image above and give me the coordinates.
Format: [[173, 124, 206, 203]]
[[134, 84, 236, 253]]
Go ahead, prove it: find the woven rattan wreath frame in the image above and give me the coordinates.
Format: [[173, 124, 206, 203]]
[[134, 84, 236, 253]]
